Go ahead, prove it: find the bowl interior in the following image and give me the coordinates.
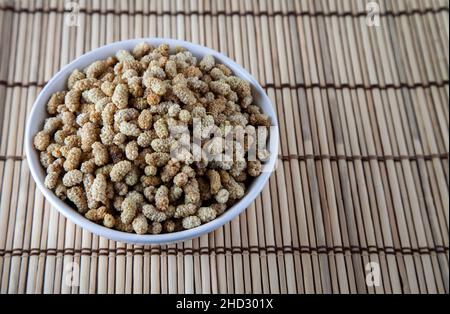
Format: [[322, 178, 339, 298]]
[[25, 38, 279, 245]]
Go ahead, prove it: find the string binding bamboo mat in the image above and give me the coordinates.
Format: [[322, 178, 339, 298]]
[[0, 0, 448, 294]]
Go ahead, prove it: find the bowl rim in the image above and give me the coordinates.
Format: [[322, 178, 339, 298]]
[[25, 37, 279, 245]]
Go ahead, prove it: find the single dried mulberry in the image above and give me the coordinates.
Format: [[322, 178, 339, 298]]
[[133, 42, 152, 59], [44, 172, 59, 189], [125, 140, 139, 160], [146, 90, 161, 106], [80, 159, 96, 174], [119, 121, 141, 137], [85, 206, 108, 221], [80, 122, 99, 152], [103, 213, 116, 228], [112, 83, 129, 109], [164, 220, 176, 233], [100, 81, 116, 97], [132, 214, 148, 234], [120, 195, 138, 224], [110, 160, 132, 182], [144, 77, 166, 95], [91, 174, 108, 204], [173, 172, 188, 187], [149, 221, 163, 234], [215, 188, 229, 204], [143, 186, 156, 202], [62, 170, 83, 187], [63, 147, 82, 171], [65, 89, 82, 112], [92, 141, 109, 166], [153, 118, 169, 139], [155, 185, 170, 211], [199, 55, 215, 72], [197, 206, 216, 223], [207, 169, 221, 194], [183, 178, 201, 205], [142, 204, 167, 222], [182, 216, 201, 229], [137, 109, 153, 129], [34, 131, 51, 151], [172, 84, 196, 106], [67, 186, 88, 213], [85, 60, 108, 78], [174, 203, 197, 218]]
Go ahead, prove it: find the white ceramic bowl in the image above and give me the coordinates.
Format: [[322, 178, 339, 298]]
[[25, 38, 279, 244]]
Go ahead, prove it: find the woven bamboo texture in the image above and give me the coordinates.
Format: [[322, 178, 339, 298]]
[[0, 0, 448, 294]]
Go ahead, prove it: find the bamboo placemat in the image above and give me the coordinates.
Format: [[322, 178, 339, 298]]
[[0, 0, 448, 294]]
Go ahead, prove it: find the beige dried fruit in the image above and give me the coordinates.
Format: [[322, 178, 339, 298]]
[[34, 42, 270, 234]]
